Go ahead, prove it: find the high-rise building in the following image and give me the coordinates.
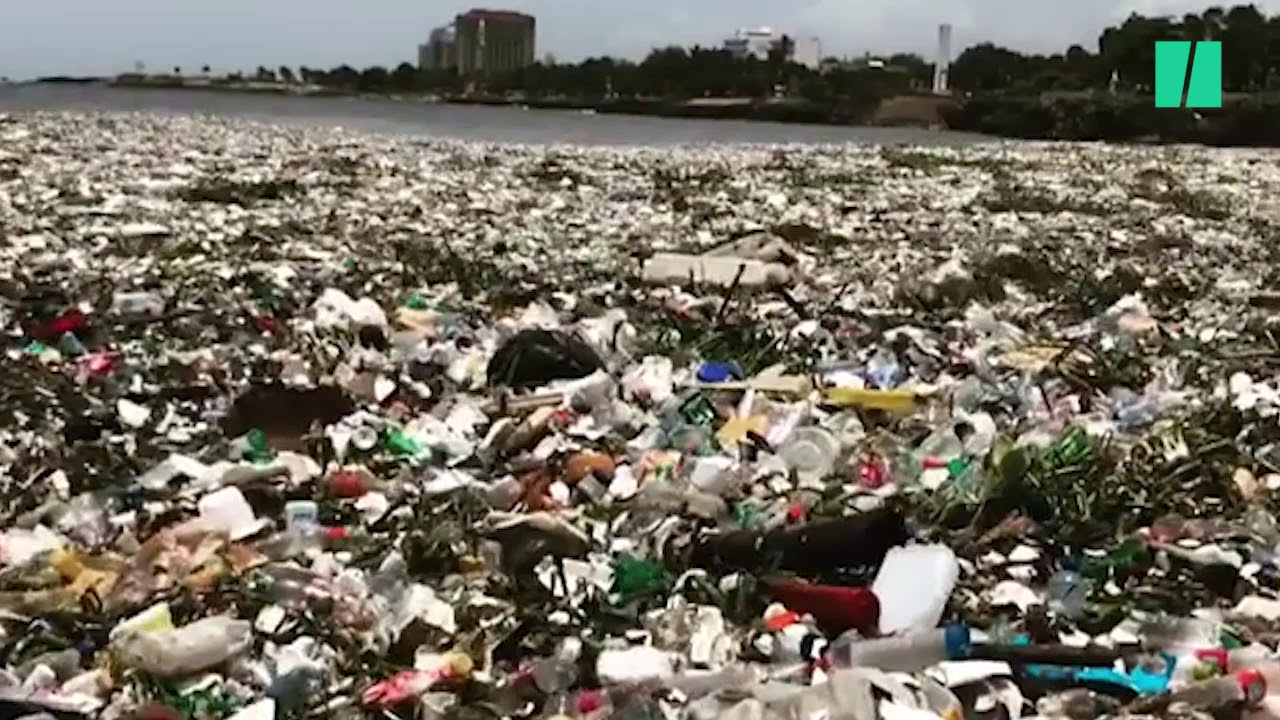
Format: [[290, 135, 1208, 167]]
[[454, 9, 536, 75], [724, 28, 780, 61], [420, 24, 458, 71], [723, 28, 821, 67], [933, 23, 952, 94]]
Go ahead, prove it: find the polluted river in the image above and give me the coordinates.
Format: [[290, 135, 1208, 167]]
[[2, 111, 1280, 719]]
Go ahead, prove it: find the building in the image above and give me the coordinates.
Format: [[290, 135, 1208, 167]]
[[933, 23, 952, 94], [723, 28, 821, 68], [724, 27, 780, 61], [454, 9, 536, 75], [792, 36, 821, 69], [420, 24, 458, 71]]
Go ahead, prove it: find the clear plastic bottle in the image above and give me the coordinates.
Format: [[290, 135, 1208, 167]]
[[1047, 567, 1093, 620], [826, 624, 970, 672], [866, 348, 903, 389], [1131, 670, 1266, 714], [111, 290, 165, 318], [112, 615, 252, 677], [530, 638, 581, 694]]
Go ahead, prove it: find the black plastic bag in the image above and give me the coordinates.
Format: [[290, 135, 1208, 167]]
[[486, 329, 604, 389]]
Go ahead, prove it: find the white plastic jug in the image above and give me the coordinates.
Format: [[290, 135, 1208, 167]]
[[873, 544, 959, 634]]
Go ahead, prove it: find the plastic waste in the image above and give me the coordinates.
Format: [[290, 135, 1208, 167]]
[[112, 615, 252, 677], [827, 624, 971, 672], [1047, 565, 1093, 620], [872, 544, 959, 634]]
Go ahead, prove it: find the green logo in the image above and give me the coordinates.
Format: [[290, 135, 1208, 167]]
[[1155, 41, 1222, 108]]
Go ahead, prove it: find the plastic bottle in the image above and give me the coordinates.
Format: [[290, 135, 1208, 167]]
[[827, 624, 971, 672], [262, 525, 372, 559], [112, 615, 252, 677], [529, 638, 582, 694], [111, 291, 165, 318], [1128, 670, 1266, 714], [865, 347, 903, 389], [15, 648, 81, 681], [1047, 563, 1093, 620]]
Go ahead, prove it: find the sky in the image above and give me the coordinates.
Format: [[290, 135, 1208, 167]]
[[4, 0, 1280, 80]]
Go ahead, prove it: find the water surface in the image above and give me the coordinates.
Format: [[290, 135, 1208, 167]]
[[0, 83, 991, 147]]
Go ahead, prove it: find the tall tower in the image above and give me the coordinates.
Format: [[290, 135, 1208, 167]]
[[933, 23, 952, 94]]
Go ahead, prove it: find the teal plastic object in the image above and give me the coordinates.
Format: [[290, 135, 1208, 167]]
[[1016, 632, 1174, 696]]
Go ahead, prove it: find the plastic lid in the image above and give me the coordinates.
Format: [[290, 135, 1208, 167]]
[[944, 624, 972, 659], [1238, 669, 1267, 707], [697, 361, 740, 384]]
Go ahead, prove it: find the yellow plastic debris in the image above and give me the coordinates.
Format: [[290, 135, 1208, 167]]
[[822, 387, 922, 413]]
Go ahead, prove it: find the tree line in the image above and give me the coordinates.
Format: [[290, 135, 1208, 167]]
[[215, 4, 1279, 100], [952, 4, 1280, 93]]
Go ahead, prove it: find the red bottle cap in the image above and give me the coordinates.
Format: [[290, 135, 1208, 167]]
[[323, 526, 350, 541], [765, 610, 802, 632], [1238, 669, 1267, 707]]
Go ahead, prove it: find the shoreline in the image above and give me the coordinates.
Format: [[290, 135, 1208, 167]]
[[88, 77, 953, 129], [19, 78, 1280, 146]]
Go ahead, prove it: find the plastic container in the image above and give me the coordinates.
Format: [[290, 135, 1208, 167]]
[[872, 544, 959, 634], [827, 624, 971, 672], [112, 615, 252, 677], [778, 427, 840, 484], [1047, 567, 1093, 620], [110, 291, 165, 318], [197, 486, 268, 541], [283, 500, 319, 533]]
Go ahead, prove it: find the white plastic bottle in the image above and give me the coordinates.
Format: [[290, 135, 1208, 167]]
[[827, 625, 970, 673]]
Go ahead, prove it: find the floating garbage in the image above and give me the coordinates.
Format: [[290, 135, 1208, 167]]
[[2, 112, 1280, 719]]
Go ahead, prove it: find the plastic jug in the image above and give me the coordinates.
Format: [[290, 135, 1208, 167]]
[[872, 544, 958, 634]]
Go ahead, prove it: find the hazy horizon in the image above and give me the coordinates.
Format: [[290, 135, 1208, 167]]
[[4, 0, 1280, 80]]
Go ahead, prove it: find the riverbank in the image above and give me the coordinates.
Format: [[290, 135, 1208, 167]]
[[939, 92, 1280, 145], [103, 76, 954, 128], [49, 77, 1280, 145]]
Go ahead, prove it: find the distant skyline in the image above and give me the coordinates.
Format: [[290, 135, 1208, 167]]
[[4, 0, 1280, 80]]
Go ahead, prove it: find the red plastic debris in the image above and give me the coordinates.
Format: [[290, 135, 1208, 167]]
[[768, 580, 880, 636], [328, 469, 372, 499], [859, 456, 889, 489], [30, 308, 87, 341], [254, 313, 280, 335]]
